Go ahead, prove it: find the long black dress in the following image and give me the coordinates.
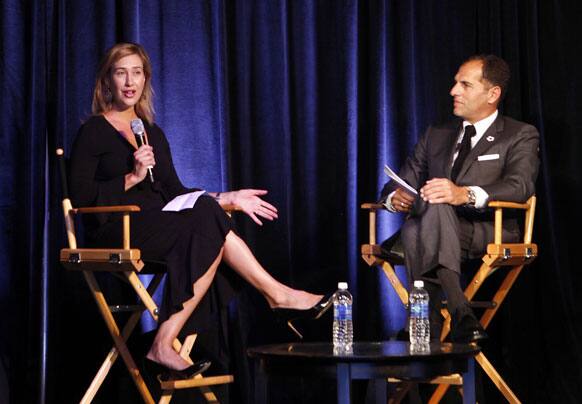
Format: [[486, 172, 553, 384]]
[[70, 115, 238, 331]]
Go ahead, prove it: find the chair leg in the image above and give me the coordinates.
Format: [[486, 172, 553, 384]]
[[380, 261, 409, 306], [475, 352, 521, 403], [430, 261, 524, 403], [81, 308, 143, 403], [429, 382, 450, 403], [388, 381, 414, 404], [125, 272, 163, 321], [83, 271, 155, 404], [158, 391, 173, 404], [479, 265, 523, 328]]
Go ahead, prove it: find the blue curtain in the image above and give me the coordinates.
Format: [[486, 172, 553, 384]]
[[1, 0, 582, 403]]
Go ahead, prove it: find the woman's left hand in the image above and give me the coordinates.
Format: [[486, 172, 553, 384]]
[[222, 189, 278, 225]]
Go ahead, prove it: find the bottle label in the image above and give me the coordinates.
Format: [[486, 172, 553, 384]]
[[335, 305, 352, 321], [410, 302, 428, 318]]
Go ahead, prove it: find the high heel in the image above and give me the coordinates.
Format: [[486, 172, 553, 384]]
[[143, 357, 211, 381], [272, 293, 334, 339]]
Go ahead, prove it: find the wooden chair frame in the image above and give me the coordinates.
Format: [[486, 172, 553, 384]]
[[361, 196, 537, 404], [57, 149, 234, 403]]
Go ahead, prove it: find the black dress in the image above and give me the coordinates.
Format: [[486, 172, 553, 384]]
[[70, 115, 238, 330]]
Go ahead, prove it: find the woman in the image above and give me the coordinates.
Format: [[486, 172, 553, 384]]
[[70, 42, 330, 379]]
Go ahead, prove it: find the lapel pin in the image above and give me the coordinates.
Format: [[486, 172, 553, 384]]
[[486, 136, 495, 142]]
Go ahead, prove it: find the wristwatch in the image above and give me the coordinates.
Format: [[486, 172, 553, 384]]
[[465, 187, 476, 206]]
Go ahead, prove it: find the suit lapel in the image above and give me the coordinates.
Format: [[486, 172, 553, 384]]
[[455, 115, 505, 180]]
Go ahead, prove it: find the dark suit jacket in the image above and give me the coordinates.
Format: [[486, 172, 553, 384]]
[[380, 114, 539, 253]]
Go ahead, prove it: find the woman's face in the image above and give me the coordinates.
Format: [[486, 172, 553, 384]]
[[108, 53, 146, 112]]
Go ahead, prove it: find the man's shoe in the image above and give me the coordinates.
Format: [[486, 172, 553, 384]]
[[453, 327, 488, 343], [451, 312, 488, 343]]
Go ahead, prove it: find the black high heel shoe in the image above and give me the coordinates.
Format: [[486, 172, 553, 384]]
[[272, 293, 334, 339], [143, 357, 211, 381]]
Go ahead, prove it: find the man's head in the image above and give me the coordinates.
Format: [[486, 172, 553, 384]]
[[450, 54, 510, 123]]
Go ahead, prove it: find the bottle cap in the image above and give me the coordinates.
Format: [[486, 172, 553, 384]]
[[338, 282, 348, 290], [413, 280, 424, 288]]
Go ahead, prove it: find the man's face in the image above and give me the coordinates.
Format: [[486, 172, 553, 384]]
[[449, 60, 498, 123]]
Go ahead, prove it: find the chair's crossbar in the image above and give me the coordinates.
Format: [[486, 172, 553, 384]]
[[441, 300, 497, 310], [109, 304, 144, 313], [388, 374, 463, 385], [160, 375, 234, 390]]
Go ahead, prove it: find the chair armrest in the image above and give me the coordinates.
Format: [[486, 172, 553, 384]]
[[487, 200, 529, 210], [487, 196, 536, 245], [74, 203, 241, 214], [221, 204, 242, 213], [361, 203, 385, 211], [69, 205, 140, 249], [72, 205, 141, 214], [360, 203, 387, 245]]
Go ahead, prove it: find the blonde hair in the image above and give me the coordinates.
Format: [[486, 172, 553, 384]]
[[91, 42, 155, 124]]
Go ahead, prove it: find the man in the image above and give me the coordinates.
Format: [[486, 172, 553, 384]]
[[380, 55, 539, 343]]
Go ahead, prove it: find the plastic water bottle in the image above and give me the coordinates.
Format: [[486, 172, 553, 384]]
[[333, 282, 353, 352], [409, 280, 430, 350]]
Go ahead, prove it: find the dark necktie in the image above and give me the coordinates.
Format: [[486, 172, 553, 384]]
[[451, 125, 476, 182]]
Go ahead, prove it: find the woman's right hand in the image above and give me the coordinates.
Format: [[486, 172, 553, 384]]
[[125, 145, 156, 190]]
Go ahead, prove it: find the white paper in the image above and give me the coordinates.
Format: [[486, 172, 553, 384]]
[[384, 165, 418, 195], [162, 190, 207, 211]]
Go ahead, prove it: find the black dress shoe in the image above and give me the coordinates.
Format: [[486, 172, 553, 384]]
[[453, 328, 488, 344], [272, 293, 334, 339], [144, 358, 211, 381], [451, 313, 488, 343]]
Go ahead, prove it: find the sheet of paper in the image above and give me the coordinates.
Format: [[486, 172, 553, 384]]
[[162, 190, 207, 211], [384, 165, 418, 195]]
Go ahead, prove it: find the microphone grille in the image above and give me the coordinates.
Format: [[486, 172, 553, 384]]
[[130, 118, 145, 134]]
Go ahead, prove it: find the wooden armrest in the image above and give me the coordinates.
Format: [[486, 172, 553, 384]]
[[74, 204, 240, 215], [361, 203, 385, 211], [489, 196, 536, 245], [487, 200, 529, 210], [69, 205, 140, 249], [73, 205, 141, 214], [360, 203, 386, 245], [222, 204, 242, 213]]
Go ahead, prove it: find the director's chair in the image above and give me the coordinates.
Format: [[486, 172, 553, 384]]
[[57, 149, 234, 403], [361, 196, 537, 403]]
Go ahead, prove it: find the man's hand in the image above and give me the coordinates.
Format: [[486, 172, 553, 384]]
[[420, 178, 468, 206], [392, 188, 416, 213]]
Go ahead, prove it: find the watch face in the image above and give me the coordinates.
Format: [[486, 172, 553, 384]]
[[467, 189, 476, 205]]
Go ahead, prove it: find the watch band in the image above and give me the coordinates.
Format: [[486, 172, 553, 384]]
[[466, 187, 476, 206]]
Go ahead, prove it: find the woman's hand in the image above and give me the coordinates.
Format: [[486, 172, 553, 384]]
[[220, 189, 278, 225], [125, 145, 156, 190]]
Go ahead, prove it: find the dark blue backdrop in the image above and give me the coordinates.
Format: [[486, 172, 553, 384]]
[[1, 1, 581, 403]]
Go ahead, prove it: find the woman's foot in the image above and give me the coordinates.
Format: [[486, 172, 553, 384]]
[[146, 342, 192, 371], [271, 292, 334, 339], [267, 289, 324, 310]]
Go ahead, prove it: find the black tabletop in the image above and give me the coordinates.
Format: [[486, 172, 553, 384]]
[[248, 341, 480, 363]]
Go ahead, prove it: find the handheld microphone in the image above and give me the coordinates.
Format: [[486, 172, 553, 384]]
[[130, 118, 154, 183]]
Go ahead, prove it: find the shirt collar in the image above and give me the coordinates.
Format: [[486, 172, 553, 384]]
[[461, 110, 498, 144]]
